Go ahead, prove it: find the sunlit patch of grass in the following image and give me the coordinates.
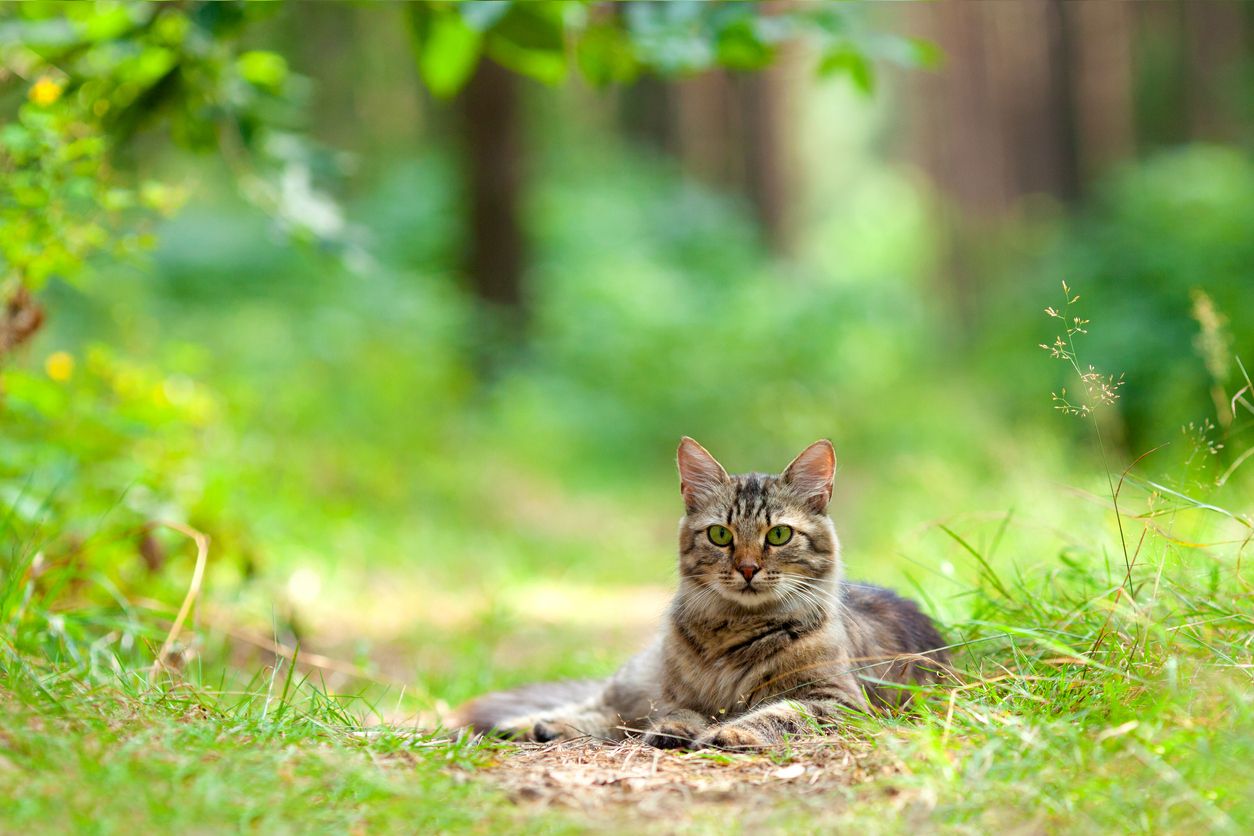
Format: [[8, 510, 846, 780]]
[[6, 377, 1254, 834], [0, 541, 527, 830], [0, 682, 522, 832], [889, 506, 1254, 830], [6, 269, 1254, 831]]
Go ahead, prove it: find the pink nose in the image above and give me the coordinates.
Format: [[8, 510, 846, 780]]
[[739, 564, 760, 583]]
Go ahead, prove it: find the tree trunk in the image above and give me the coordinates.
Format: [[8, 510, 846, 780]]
[[459, 58, 525, 314], [673, 70, 742, 187], [620, 66, 795, 257], [1068, 1, 1136, 181], [619, 75, 679, 155], [1182, 1, 1249, 142], [736, 62, 793, 255], [1132, 1, 1190, 150], [1042, 0, 1081, 204]]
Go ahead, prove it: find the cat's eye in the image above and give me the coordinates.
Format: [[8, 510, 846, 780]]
[[707, 525, 733, 546], [766, 525, 793, 546]]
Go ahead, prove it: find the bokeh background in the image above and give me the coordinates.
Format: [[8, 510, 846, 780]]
[[5, 1, 1253, 714]]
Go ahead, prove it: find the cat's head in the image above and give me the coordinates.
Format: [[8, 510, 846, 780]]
[[675, 437, 841, 612]]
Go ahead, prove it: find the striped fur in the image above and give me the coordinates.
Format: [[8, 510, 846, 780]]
[[449, 438, 949, 750]]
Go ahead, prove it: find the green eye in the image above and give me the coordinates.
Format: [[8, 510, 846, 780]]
[[766, 525, 793, 546], [707, 525, 733, 546]]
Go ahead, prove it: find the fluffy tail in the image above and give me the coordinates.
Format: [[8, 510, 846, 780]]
[[448, 679, 607, 734]]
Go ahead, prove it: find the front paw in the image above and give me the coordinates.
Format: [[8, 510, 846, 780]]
[[695, 723, 769, 752], [531, 717, 583, 743], [491, 716, 540, 741], [491, 715, 573, 742], [643, 721, 703, 750]]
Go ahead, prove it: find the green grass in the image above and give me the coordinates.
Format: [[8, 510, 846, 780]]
[[5, 144, 1253, 833], [4, 460, 1252, 832], [0, 684, 523, 833], [5, 306, 1253, 832]]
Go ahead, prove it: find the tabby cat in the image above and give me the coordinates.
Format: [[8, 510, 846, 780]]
[[451, 438, 949, 750]]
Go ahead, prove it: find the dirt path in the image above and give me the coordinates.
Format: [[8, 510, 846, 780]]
[[476, 736, 896, 818]]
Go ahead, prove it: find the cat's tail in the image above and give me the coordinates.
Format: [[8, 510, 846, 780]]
[[448, 679, 607, 735]]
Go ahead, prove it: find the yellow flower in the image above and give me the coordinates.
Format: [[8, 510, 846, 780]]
[[45, 351, 74, 382], [30, 77, 64, 106]]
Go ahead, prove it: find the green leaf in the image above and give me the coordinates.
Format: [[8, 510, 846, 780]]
[[486, 37, 566, 85], [908, 37, 944, 70], [489, 2, 565, 54], [408, 4, 483, 98], [82, 4, 138, 42], [818, 46, 874, 95], [576, 24, 637, 86], [483, 2, 568, 85], [151, 10, 190, 47], [236, 50, 289, 92], [0, 124, 34, 155], [715, 19, 773, 71], [131, 46, 178, 88]]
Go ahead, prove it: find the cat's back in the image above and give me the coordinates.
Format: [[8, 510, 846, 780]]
[[839, 581, 949, 704]]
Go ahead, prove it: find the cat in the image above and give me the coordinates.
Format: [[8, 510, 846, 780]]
[[450, 437, 950, 750]]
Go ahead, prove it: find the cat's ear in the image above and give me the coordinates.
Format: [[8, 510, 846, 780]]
[[677, 437, 729, 513], [782, 439, 836, 513]]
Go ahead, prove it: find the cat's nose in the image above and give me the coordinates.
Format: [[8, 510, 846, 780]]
[[738, 563, 760, 583]]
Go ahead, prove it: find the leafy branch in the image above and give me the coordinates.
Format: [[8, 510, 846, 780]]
[[0, 1, 343, 357], [407, 0, 940, 97]]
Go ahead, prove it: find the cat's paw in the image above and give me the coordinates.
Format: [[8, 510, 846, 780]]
[[695, 723, 769, 752], [530, 717, 581, 743], [492, 715, 543, 741], [532, 711, 620, 743], [492, 713, 575, 742], [642, 720, 703, 750]]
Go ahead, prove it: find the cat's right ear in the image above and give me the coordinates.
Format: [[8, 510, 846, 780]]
[[677, 437, 729, 513], [782, 439, 836, 513]]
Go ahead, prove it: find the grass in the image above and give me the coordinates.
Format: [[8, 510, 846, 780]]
[[4, 449, 1253, 833], [0, 684, 521, 833], [5, 310, 1254, 832], [4, 152, 1253, 831]]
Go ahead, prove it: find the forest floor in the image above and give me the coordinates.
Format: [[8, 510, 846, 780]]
[[457, 736, 888, 820], [6, 426, 1253, 831], [6, 549, 1253, 836]]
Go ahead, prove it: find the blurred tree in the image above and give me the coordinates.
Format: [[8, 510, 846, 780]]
[[624, 61, 796, 255], [1, 0, 933, 369], [900, 1, 1254, 324], [459, 58, 525, 316], [737, 62, 794, 253], [406, 0, 933, 329]]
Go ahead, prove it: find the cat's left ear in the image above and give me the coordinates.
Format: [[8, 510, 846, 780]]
[[782, 439, 836, 513], [677, 436, 730, 514]]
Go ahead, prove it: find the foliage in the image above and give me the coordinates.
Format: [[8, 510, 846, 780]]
[[0, 0, 936, 364], [5, 346, 1253, 830], [0, 342, 223, 691], [860, 487, 1254, 831], [0, 0, 341, 352], [3, 3, 1253, 833], [406, 0, 938, 95], [1060, 148, 1254, 442], [968, 146, 1253, 457], [1, 77, 151, 296]]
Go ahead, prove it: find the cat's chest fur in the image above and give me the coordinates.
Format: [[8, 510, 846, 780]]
[[661, 610, 841, 717]]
